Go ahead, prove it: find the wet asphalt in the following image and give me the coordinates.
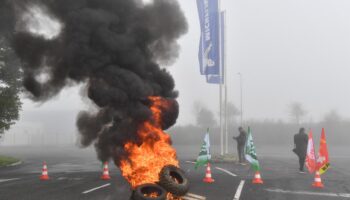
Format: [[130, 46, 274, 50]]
[[0, 146, 349, 200]]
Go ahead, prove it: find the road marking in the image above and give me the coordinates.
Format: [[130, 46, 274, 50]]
[[185, 161, 238, 177], [58, 177, 83, 181], [233, 180, 245, 200], [0, 178, 20, 183], [183, 193, 206, 200], [183, 197, 200, 200], [215, 167, 237, 177], [266, 188, 350, 198], [82, 183, 111, 194], [8, 161, 22, 167]]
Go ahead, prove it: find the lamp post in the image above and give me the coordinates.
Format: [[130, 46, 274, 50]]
[[238, 73, 243, 126]]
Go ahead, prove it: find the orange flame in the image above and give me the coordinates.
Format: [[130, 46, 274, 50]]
[[168, 194, 183, 200], [119, 96, 179, 188]]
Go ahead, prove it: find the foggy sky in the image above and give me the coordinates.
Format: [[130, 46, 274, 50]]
[[13, 0, 350, 128]]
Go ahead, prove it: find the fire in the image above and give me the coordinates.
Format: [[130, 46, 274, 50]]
[[119, 96, 179, 188], [145, 192, 158, 198], [167, 194, 183, 200]]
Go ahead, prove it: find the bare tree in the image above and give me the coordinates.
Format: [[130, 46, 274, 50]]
[[193, 101, 217, 128], [226, 102, 240, 125], [288, 102, 307, 125], [323, 110, 342, 125], [218, 102, 240, 125]]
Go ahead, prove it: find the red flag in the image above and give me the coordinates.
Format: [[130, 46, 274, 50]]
[[305, 130, 317, 173], [317, 128, 330, 174]]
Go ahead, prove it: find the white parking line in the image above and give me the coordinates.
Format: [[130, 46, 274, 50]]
[[215, 167, 237, 177], [233, 180, 245, 200], [266, 188, 350, 198], [8, 161, 22, 167], [185, 161, 197, 164], [82, 183, 111, 194], [183, 193, 206, 200], [57, 177, 83, 181], [0, 178, 20, 183], [183, 197, 200, 200]]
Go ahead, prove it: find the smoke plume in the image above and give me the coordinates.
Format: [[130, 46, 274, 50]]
[[6, 0, 188, 163]]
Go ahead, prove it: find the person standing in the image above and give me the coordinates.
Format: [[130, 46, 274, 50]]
[[293, 127, 308, 173], [233, 127, 247, 165]]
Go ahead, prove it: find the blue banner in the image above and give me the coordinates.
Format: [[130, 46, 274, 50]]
[[197, 0, 220, 75], [206, 74, 222, 84], [206, 11, 225, 84]]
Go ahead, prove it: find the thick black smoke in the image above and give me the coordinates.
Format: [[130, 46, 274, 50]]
[[0, 0, 15, 36], [7, 0, 187, 163]]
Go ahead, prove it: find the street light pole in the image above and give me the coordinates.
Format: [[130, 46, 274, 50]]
[[238, 73, 243, 126]]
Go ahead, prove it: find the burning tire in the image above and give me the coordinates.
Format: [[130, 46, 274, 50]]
[[131, 184, 167, 200], [159, 165, 190, 196]]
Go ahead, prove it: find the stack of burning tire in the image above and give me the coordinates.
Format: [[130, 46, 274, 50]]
[[131, 165, 190, 200]]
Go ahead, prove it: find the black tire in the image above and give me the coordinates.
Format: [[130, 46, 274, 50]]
[[131, 184, 167, 200], [159, 165, 190, 196]]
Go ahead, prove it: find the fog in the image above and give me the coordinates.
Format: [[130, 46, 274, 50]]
[[2, 0, 350, 148]]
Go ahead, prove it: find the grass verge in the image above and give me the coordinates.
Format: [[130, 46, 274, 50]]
[[211, 154, 237, 163], [0, 155, 20, 167]]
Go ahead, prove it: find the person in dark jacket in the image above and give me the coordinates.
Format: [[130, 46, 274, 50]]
[[293, 127, 308, 173], [233, 127, 247, 164]]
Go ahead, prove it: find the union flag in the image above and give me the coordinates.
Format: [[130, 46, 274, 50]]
[[305, 130, 317, 173], [317, 128, 330, 174]]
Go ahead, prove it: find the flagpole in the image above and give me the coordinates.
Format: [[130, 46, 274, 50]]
[[218, 0, 224, 156], [223, 11, 228, 154], [207, 128, 211, 159], [220, 81, 223, 155], [313, 132, 318, 172]]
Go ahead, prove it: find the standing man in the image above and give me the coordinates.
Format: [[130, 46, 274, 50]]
[[233, 127, 247, 165], [293, 127, 308, 173]]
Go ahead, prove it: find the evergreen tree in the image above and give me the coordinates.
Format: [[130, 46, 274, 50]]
[[0, 36, 22, 137]]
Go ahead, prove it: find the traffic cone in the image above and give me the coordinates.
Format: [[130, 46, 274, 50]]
[[40, 161, 50, 180], [312, 171, 324, 188], [101, 162, 111, 180], [252, 171, 263, 184], [203, 163, 215, 183]]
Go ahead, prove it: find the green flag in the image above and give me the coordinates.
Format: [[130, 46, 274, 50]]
[[245, 127, 261, 171], [195, 128, 211, 169]]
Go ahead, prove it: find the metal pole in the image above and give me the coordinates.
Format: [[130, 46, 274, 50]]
[[41, 130, 44, 145], [26, 130, 29, 146], [223, 11, 228, 154], [218, 0, 223, 156], [238, 73, 243, 126], [220, 83, 223, 155]]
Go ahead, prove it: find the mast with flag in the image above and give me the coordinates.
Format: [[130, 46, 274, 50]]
[[318, 128, 330, 175], [195, 128, 211, 169], [245, 127, 261, 171], [196, 0, 228, 156], [305, 130, 317, 173], [245, 127, 264, 184]]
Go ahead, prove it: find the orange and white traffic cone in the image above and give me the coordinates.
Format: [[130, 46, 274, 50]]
[[312, 171, 324, 188], [252, 171, 263, 184], [203, 163, 215, 183], [40, 161, 50, 180], [101, 162, 111, 180]]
